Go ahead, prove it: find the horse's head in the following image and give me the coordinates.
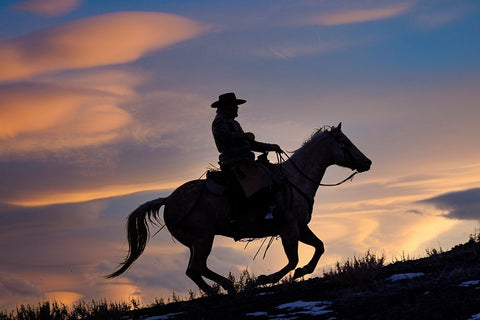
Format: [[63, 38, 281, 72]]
[[329, 123, 372, 173]]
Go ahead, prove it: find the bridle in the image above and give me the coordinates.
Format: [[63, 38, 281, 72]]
[[278, 151, 357, 187], [277, 130, 358, 187]]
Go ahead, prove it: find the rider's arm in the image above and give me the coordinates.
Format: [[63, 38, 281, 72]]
[[249, 140, 282, 153]]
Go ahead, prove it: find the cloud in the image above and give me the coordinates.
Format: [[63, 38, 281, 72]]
[[44, 291, 83, 306], [0, 193, 196, 309], [0, 68, 212, 160], [0, 273, 44, 298], [251, 40, 350, 59], [11, 0, 81, 16], [211, 246, 251, 266], [0, 196, 135, 308], [0, 81, 132, 155], [0, 71, 215, 206], [0, 11, 211, 81], [419, 188, 480, 220], [0, 272, 44, 308], [7, 179, 180, 207], [125, 91, 213, 150], [307, 3, 412, 26], [120, 253, 193, 292], [416, 11, 463, 28], [39, 68, 147, 96]]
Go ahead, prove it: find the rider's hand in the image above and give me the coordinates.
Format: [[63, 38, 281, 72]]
[[270, 144, 282, 153], [244, 132, 255, 140]]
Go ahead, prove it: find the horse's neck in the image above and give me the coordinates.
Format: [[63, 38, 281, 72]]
[[284, 134, 332, 199]]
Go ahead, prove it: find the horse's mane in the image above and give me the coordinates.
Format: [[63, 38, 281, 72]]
[[287, 126, 333, 158], [300, 125, 332, 149]]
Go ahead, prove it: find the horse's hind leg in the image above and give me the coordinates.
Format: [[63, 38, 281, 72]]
[[186, 246, 215, 295], [293, 225, 325, 279], [186, 237, 236, 295]]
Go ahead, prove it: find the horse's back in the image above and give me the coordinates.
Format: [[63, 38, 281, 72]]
[[169, 179, 204, 201], [164, 180, 205, 227]]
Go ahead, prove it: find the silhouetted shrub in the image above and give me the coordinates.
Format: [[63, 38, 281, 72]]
[[323, 250, 385, 287]]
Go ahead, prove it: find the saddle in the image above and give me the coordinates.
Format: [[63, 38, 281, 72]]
[[205, 170, 228, 195], [206, 154, 277, 197], [206, 157, 286, 240]]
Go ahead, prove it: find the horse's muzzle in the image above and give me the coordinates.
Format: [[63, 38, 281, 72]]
[[357, 159, 372, 173]]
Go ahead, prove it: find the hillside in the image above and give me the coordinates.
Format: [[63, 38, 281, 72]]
[[129, 234, 480, 320], [3, 235, 480, 320]]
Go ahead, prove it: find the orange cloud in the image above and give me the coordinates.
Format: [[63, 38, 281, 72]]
[[0, 12, 211, 81], [44, 291, 83, 306], [307, 3, 412, 26], [12, 0, 81, 16], [0, 82, 132, 154], [8, 179, 181, 207], [39, 68, 146, 96]]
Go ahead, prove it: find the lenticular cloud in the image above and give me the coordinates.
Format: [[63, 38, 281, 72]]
[[0, 11, 212, 81]]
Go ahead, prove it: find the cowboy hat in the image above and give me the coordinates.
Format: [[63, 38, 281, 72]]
[[211, 92, 246, 108]]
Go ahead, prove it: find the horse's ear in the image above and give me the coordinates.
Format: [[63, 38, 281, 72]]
[[337, 122, 342, 130]]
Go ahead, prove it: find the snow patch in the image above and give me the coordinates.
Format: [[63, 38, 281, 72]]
[[386, 272, 425, 282], [246, 311, 269, 317], [246, 300, 333, 319], [468, 313, 480, 320], [459, 280, 480, 287], [257, 291, 275, 296], [276, 300, 333, 316], [142, 312, 183, 320]]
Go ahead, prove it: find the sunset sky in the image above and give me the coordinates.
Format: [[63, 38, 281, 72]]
[[1, 0, 480, 310]]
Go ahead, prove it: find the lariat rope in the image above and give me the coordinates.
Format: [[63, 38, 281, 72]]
[[242, 235, 279, 260]]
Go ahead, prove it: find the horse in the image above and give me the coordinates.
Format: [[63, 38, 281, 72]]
[[107, 123, 372, 295]]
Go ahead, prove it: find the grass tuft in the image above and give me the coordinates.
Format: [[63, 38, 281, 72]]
[[323, 250, 385, 287]]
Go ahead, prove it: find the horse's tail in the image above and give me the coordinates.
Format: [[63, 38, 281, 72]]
[[106, 197, 167, 279]]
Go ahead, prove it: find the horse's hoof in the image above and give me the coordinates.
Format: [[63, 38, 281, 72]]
[[256, 275, 270, 286]]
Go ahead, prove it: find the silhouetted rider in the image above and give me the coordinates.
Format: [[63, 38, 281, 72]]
[[211, 92, 281, 220]]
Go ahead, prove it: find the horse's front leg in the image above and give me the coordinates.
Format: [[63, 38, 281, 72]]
[[256, 232, 299, 285], [293, 225, 325, 279]]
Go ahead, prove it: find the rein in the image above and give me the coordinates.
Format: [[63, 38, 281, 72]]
[[277, 151, 358, 187]]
